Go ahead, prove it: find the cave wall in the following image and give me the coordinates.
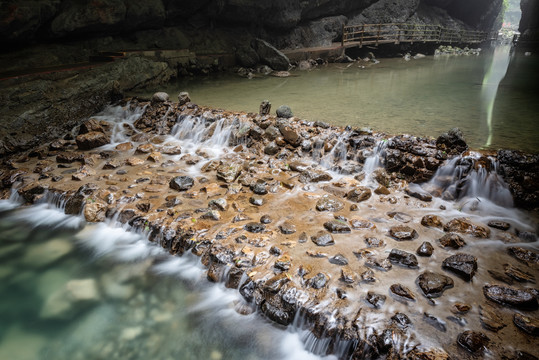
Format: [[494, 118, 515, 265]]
[[519, 0, 539, 46]]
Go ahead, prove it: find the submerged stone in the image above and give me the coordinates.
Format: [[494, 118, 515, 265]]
[[457, 331, 489, 354], [391, 313, 413, 329], [483, 285, 538, 310], [366, 291, 386, 308], [390, 284, 416, 301], [513, 313, 539, 336], [479, 305, 506, 332], [508, 247, 539, 265], [309, 273, 328, 289], [424, 312, 447, 332], [488, 220, 511, 230]]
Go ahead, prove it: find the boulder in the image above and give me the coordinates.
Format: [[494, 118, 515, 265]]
[[236, 45, 259, 68], [276, 105, 293, 118], [178, 92, 191, 105], [253, 39, 290, 71], [151, 92, 169, 104], [436, 128, 468, 155], [75, 131, 110, 150]]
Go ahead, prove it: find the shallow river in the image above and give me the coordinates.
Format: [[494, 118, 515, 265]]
[[136, 45, 539, 153]]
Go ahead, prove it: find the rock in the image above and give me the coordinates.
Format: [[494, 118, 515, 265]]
[[279, 123, 300, 146], [424, 312, 447, 332], [513, 313, 539, 336], [216, 162, 242, 183], [244, 222, 266, 233], [162, 145, 182, 155], [452, 303, 472, 314], [120, 326, 143, 341], [388, 249, 418, 268], [479, 305, 506, 332], [250, 181, 268, 195], [387, 211, 412, 223], [276, 105, 293, 119], [147, 151, 162, 162], [442, 253, 477, 281], [200, 210, 221, 221], [444, 217, 490, 238], [488, 220, 511, 230], [329, 254, 348, 266], [350, 218, 376, 230], [346, 187, 372, 203], [439, 233, 466, 249], [115, 142, 133, 151], [366, 291, 386, 308], [391, 313, 413, 329], [417, 271, 454, 298], [298, 232, 308, 243], [299, 169, 333, 183], [311, 231, 335, 246], [22, 239, 73, 268], [249, 196, 264, 206], [309, 272, 329, 289], [340, 267, 356, 283], [504, 263, 535, 283], [316, 196, 344, 212], [79, 118, 105, 134], [421, 215, 443, 228], [151, 92, 169, 104], [169, 176, 194, 191], [84, 201, 107, 222], [361, 269, 376, 282], [374, 185, 390, 195], [365, 257, 392, 271], [126, 157, 144, 166], [417, 241, 434, 256], [483, 285, 538, 310], [236, 45, 259, 67], [257, 100, 272, 116], [208, 198, 228, 211], [323, 220, 351, 234], [135, 143, 154, 154], [365, 237, 384, 248], [260, 215, 272, 224], [405, 186, 432, 202], [274, 255, 291, 271], [264, 142, 280, 155], [279, 221, 296, 234], [390, 284, 416, 301], [389, 225, 418, 241], [436, 128, 468, 155], [178, 92, 191, 105], [508, 247, 539, 265], [253, 38, 290, 71], [40, 279, 100, 320], [457, 331, 489, 354], [75, 131, 110, 150]]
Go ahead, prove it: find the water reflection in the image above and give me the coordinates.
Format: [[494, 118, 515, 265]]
[[481, 45, 512, 149]]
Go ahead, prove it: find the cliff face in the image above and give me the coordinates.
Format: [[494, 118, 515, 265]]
[[519, 0, 539, 46], [1, 0, 502, 48]]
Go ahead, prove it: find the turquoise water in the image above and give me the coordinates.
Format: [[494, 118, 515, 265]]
[[138, 46, 539, 153], [0, 203, 329, 360]]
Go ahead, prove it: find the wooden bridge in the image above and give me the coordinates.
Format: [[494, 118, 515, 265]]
[[341, 23, 496, 48]]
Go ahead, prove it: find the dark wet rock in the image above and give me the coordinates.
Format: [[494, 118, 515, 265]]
[[346, 186, 372, 203], [444, 217, 490, 238], [265, 126, 281, 140], [513, 313, 539, 336], [274, 255, 291, 272], [438, 233, 466, 249], [64, 183, 98, 215], [457, 330, 490, 354], [316, 196, 344, 212], [279, 221, 296, 234], [488, 269, 514, 284], [361, 269, 376, 283], [365, 258, 392, 271], [244, 222, 266, 234], [390, 284, 416, 301], [250, 181, 268, 195], [488, 220, 511, 231], [388, 249, 418, 268], [253, 39, 290, 71], [259, 215, 272, 224], [508, 247, 539, 265], [276, 105, 293, 118], [309, 273, 328, 289], [75, 131, 109, 150], [442, 253, 477, 281], [374, 185, 390, 195], [208, 198, 228, 211], [497, 149, 539, 209], [279, 123, 300, 146], [417, 241, 434, 257], [299, 169, 332, 183], [269, 246, 282, 256], [259, 100, 271, 116], [365, 237, 384, 248], [260, 301, 292, 326], [298, 232, 308, 243], [421, 215, 443, 228], [504, 263, 535, 283], [479, 305, 506, 332], [447, 315, 467, 327], [436, 128, 468, 156], [200, 210, 221, 221], [366, 291, 386, 308], [387, 211, 412, 223], [216, 162, 242, 183], [350, 218, 376, 230], [424, 312, 447, 332], [483, 285, 538, 310], [417, 271, 454, 298], [391, 313, 413, 331], [169, 176, 194, 191], [517, 230, 538, 242], [177, 92, 191, 106], [311, 231, 335, 246], [288, 161, 310, 172], [79, 118, 106, 134], [323, 220, 351, 234], [405, 186, 432, 202], [388, 225, 418, 241], [340, 267, 355, 283], [249, 196, 264, 206], [56, 152, 83, 164], [329, 254, 348, 266], [151, 92, 169, 104]]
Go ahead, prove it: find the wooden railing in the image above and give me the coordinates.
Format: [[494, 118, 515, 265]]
[[342, 23, 494, 47]]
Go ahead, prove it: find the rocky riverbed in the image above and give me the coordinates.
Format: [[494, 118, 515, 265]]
[[1, 94, 538, 359]]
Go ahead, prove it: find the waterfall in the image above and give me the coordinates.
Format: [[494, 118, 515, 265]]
[[317, 131, 351, 170], [480, 45, 512, 149], [362, 140, 388, 176]]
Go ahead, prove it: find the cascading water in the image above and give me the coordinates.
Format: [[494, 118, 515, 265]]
[[362, 140, 388, 177], [481, 45, 512, 149]]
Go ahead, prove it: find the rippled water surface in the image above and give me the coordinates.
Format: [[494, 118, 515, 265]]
[[137, 46, 539, 153]]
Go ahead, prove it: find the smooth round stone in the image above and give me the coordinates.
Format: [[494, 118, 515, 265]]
[[417, 241, 434, 256]]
